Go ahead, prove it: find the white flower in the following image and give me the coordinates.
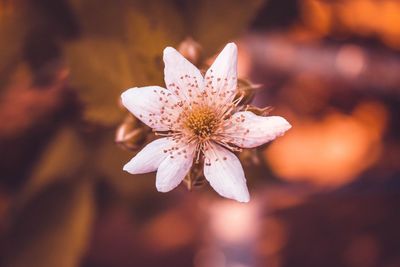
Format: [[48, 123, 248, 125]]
[[121, 43, 291, 202]]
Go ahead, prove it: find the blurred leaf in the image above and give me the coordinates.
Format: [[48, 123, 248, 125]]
[[67, 0, 129, 39], [94, 131, 156, 198], [64, 0, 265, 126], [65, 38, 134, 125], [19, 127, 87, 202], [65, 0, 185, 126], [123, 1, 186, 84], [1, 179, 95, 267], [185, 0, 266, 56]]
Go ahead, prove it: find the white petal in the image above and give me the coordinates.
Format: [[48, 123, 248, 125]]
[[203, 142, 250, 202], [163, 47, 204, 102], [204, 43, 238, 106], [222, 111, 292, 148], [156, 142, 196, 192], [121, 86, 181, 131], [123, 138, 173, 174]]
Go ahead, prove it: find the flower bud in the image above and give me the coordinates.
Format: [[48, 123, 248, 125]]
[[115, 115, 152, 151]]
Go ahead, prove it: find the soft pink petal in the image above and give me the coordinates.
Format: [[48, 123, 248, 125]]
[[204, 43, 238, 107], [163, 47, 204, 102], [156, 141, 196, 192], [121, 86, 181, 131], [123, 138, 173, 174], [221, 111, 291, 148], [203, 142, 250, 202]]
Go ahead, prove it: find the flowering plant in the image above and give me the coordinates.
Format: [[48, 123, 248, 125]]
[[121, 42, 291, 202]]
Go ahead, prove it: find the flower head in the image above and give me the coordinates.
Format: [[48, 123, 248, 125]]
[[121, 43, 291, 202]]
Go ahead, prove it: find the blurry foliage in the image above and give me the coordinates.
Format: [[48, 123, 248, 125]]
[[184, 0, 265, 57], [65, 38, 136, 125], [65, 0, 185, 125], [2, 179, 95, 267], [94, 130, 157, 199], [0, 0, 265, 266], [19, 127, 88, 202], [0, 0, 264, 188], [65, 0, 264, 126]]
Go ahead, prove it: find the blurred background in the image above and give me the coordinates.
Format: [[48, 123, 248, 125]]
[[1, 0, 400, 266]]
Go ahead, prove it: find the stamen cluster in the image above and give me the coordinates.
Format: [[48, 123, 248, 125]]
[[184, 106, 219, 139]]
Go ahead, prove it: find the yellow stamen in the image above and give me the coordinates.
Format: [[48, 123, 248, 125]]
[[184, 106, 219, 139]]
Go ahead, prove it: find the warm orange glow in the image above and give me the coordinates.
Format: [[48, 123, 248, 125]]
[[265, 101, 388, 186], [302, 0, 400, 49], [301, 0, 332, 36], [0, 0, 14, 18]]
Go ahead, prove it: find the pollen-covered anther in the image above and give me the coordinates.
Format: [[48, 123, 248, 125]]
[[184, 107, 219, 139]]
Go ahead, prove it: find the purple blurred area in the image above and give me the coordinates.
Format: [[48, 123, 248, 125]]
[[0, 0, 400, 267]]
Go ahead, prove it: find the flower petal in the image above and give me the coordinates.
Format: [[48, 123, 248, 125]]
[[121, 86, 181, 131], [203, 142, 250, 202], [156, 141, 196, 192], [204, 43, 238, 106], [163, 47, 204, 102], [123, 138, 173, 174], [222, 111, 292, 148]]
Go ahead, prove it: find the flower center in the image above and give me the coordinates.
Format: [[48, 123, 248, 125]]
[[184, 106, 219, 139]]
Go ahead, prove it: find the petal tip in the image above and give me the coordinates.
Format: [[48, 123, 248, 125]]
[[237, 190, 250, 203], [238, 197, 250, 203], [123, 159, 140, 174], [223, 42, 238, 54], [282, 118, 292, 131], [120, 87, 136, 105], [120, 89, 128, 100], [226, 42, 237, 49], [156, 184, 172, 193], [163, 46, 177, 56], [274, 116, 292, 133], [122, 162, 133, 174]]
